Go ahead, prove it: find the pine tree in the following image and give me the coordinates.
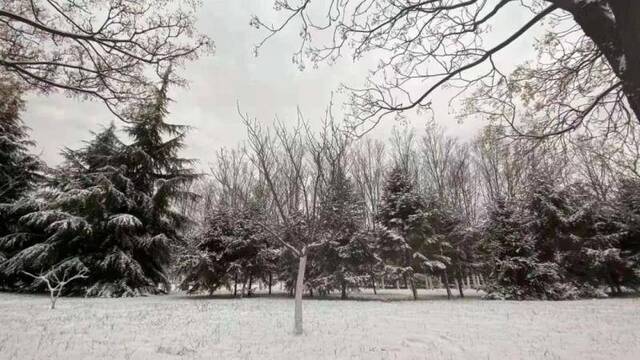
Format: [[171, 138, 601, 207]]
[[608, 178, 640, 291], [481, 175, 626, 300], [480, 196, 540, 299], [312, 170, 376, 299], [0, 79, 42, 205], [0, 75, 197, 296], [0, 79, 42, 238], [177, 205, 270, 295], [123, 70, 199, 241], [377, 166, 426, 300]]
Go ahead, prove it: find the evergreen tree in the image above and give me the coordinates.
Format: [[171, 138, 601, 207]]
[[377, 166, 427, 300], [0, 75, 197, 296], [480, 196, 541, 299], [0, 78, 43, 237], [123, 70, 199, 242], [481, 176, 626, 300], [177, 201, 274, 296], [312, 170, 377, 299], [610, 178, 640, 291]]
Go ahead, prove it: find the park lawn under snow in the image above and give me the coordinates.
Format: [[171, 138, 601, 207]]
[[0, 289, 639, 360]]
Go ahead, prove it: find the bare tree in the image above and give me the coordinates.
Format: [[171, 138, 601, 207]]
[[1, 0, 212, 117], [252, 1, 639, 137], [239, 107, 341, 335], [349, 138, 386, 228], [23, 268, 89, 309]]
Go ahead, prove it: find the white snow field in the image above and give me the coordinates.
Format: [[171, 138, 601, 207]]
[[0, 289, 639, 360]]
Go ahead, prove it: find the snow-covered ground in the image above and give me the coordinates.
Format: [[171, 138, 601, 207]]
[[1, 289, 639, 360]]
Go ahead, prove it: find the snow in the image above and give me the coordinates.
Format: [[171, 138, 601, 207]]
[[0, 289, 639, 360]]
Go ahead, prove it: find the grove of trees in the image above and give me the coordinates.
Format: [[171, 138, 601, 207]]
[[2, 0, 640, 338]]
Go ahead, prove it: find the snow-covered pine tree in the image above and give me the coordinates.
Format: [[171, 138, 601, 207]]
[[377, 166, 427, 300], [177, 204, 271, 295], [122, 70, 199, 244], [418, 197, 467, 298], [481, 174, 626, 300], [0, 78, 43, 247], [1, 74, 198, 296], [0, 79, 42, 204], [312, 169, 377, 299], [0, 125, 149, 295], [559, 184, 626, 297], [479, 196, 539, 299], [609, 178, 640, 291], [481, 172, 580, 300]]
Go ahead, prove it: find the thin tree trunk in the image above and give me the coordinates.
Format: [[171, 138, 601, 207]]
[[233, 273, 238, 297], [456, 269, 465, 298], [443, 271, 452, 300], [268, 273, 273, 295], [248, 273, 253, 297], [371, 274, 377, 295], [294, 254, 307, 335], [341, 280, 347, 300], [409, 276, 418, 300]]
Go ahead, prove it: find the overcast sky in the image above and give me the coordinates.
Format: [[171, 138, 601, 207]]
[[22, 1, 541, 169]]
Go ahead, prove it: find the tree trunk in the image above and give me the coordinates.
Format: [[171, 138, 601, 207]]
[[371, 274, 377, 295], [609, 1, 640, 121], [248, 273, 253, 297], [341, 280, 347, 300], [50, 291, 57, 310], [443, 271, 452, 300], [456, 270, 465, 298], [268, 273, 273, 295], [555, 0, 640, 121], [294, 254, 307, 335], [409, 276, 418, 300], [233, 273, 238, 297]]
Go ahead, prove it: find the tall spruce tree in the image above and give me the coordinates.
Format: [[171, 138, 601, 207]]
[[0, 78, 42, 276], [0, 79, 42, 222], [616, 178, 640, 290], [481, 175, 627, 300], [0, 74, 197, 296], [377, 166, 426, 300], [313, 170, 376, 299]]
